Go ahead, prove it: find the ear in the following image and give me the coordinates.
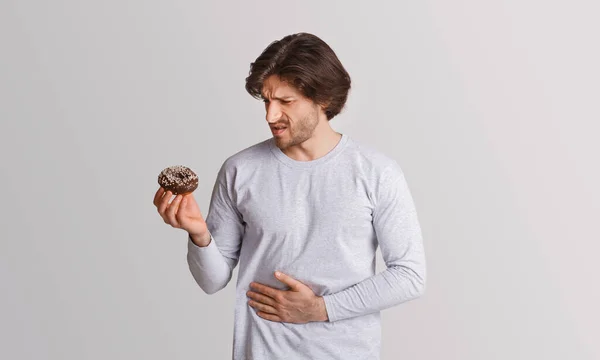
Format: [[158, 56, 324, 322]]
[[317, 100, 330, 115]]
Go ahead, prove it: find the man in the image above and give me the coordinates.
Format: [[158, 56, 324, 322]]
[[154, 32, 426, 360]]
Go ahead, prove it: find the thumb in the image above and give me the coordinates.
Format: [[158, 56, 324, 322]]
[[181, 194, 193, 209]]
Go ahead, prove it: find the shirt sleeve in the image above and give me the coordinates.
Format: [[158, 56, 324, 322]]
[[187, 163, 245, 294], [322, 161, 426, 322]]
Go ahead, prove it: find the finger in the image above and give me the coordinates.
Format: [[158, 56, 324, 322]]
[[157, 190, 173, 218], [248, 300, 278, 315], [250, 282, 281, 299], [166, 194, 184, 227], [256, 311, 282, 323], [175, 196, 189, 223], [179, 194, 192, 210], [274, 271, 304, 291], [247, 291, 277, 307], [153, 187, 166, 206]]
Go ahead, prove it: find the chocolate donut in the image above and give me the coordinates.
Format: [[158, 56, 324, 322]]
[[158, 165, 198, 195]]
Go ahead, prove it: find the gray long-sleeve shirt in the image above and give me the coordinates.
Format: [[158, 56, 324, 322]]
[[187, 133, 426, 359]]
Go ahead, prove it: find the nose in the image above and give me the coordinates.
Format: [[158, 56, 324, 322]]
[[265, 101, 283, 124]]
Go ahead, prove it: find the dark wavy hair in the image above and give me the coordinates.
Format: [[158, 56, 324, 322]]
[[245, 33, 351, 121]]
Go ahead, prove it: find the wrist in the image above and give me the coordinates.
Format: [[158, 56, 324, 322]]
[[189, 231, 211, 247], [313, 296, 329, 322]]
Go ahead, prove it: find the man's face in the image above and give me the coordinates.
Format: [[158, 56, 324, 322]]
[[261, 75, 323, 150]]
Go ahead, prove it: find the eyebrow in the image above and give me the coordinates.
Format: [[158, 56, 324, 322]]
[[261, 95, 295, 101]]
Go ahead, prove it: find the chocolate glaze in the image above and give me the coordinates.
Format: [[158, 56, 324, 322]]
[[158, 165, 198, 195]]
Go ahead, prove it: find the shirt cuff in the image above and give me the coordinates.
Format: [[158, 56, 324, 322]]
[[322, 294, 338, 323], [187, 233, 220, 261]]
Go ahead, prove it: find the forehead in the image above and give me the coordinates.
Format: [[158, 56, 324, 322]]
[[261, 75, 301, 98]]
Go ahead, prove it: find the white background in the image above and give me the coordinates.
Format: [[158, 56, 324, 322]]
[[1, 0, 598, 359]]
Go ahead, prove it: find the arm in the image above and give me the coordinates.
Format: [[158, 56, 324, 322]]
[[186, 165, 244, 295], [322, 162, 426, 322]]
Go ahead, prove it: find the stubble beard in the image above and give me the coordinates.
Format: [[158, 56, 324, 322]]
[[274, 106, 320, 150]]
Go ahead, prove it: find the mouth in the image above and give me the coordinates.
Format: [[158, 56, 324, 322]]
[[271, 126, 288, 136]]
